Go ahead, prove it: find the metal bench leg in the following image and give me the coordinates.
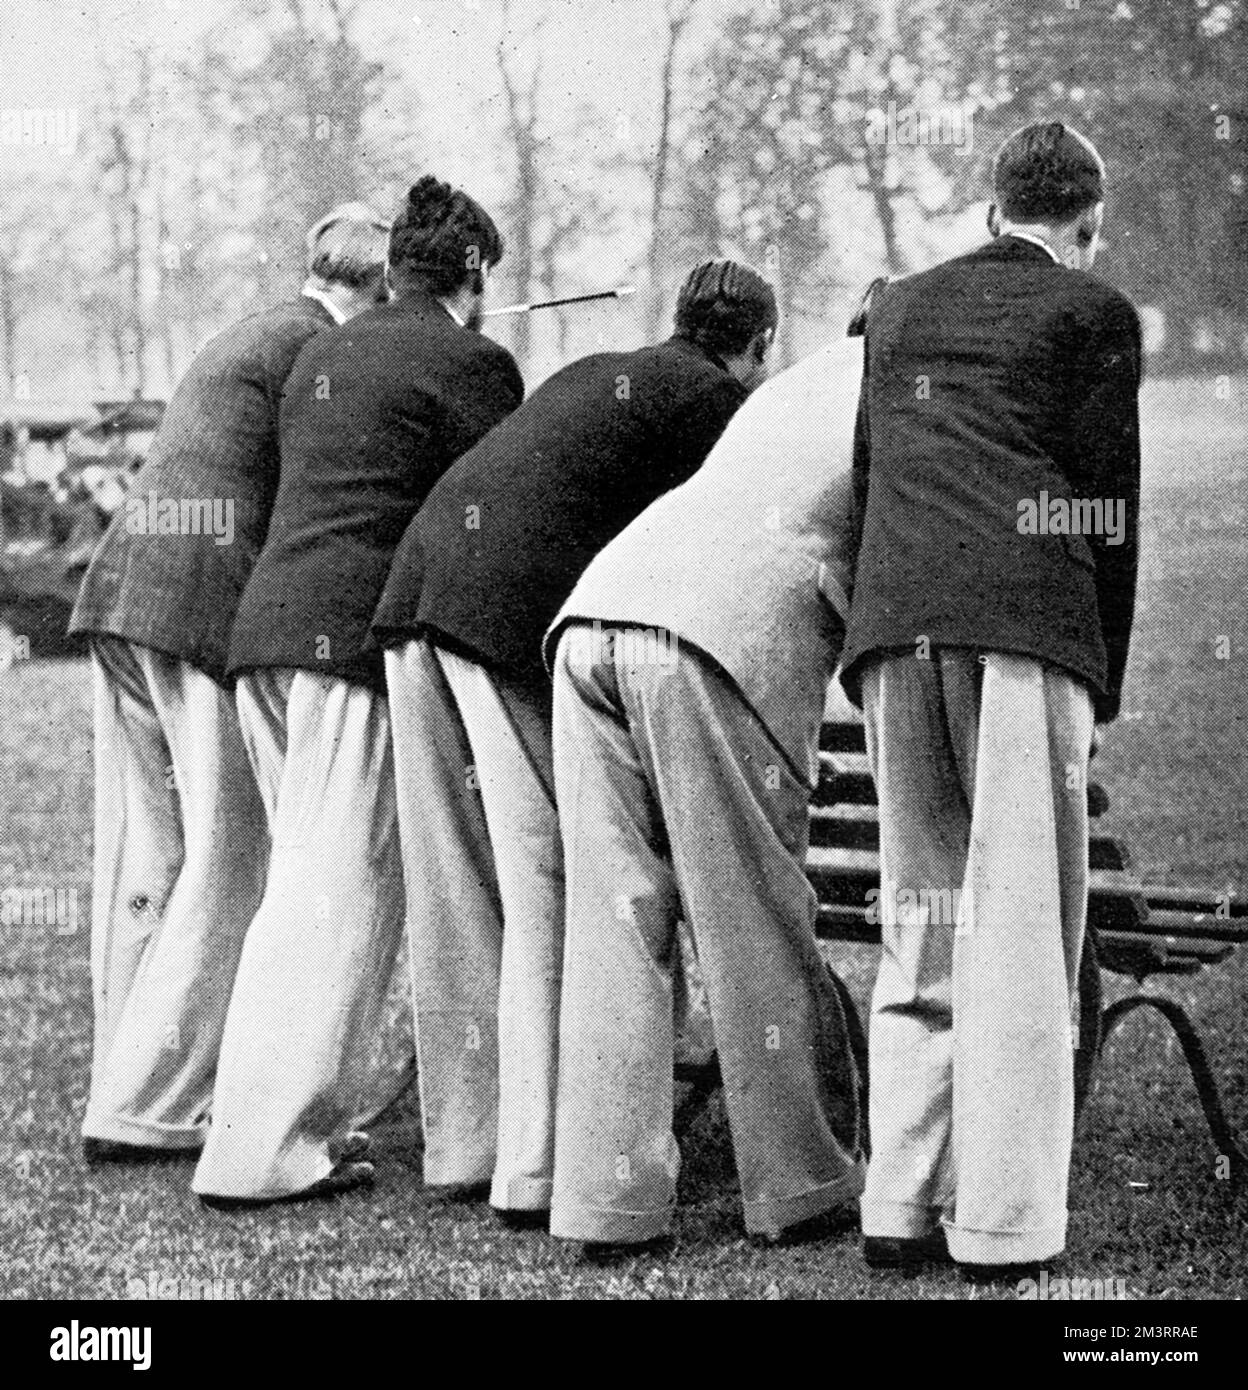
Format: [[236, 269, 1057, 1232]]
[[1099, 993, 1248, 1187], [1074, 929, 1104, 1122]]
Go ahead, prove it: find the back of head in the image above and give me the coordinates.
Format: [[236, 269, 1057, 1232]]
[[993, 121, 1106, 225], [673, 260, 778, 360], [306, 202, 390, 293], [387, 175, 505, 299]]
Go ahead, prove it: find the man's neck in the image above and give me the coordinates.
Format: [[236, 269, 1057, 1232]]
[[302, 281, 348, 324]]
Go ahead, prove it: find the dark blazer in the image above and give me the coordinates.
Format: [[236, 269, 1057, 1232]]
[[840, 236, 1142, 723], [228, 288, 524, 690], [371, 335, 747, 686], [69, 296, 335, 683]]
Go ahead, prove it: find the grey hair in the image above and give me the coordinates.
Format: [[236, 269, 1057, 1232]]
[[305, 202, 390, 290]]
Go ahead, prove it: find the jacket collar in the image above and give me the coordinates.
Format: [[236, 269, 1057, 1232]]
[[974, 234, 1065, 267], [666, 332, 732, 375], [385, 282, 463, 325], [997, 230, 1062, 264], [301, 284, 347, 324]]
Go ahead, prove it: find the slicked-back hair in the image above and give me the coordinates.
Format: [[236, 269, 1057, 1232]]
[[674, 260, 778, 360], [993, 121, 1106, 224], [388, 176, 505, 299], [306, 203, 390, 292]]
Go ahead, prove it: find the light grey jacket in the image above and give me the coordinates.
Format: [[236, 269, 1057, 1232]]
[[547, 336, 862, 785]]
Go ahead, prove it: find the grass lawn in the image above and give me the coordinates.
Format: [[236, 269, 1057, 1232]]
[[1, 376, 1246, 1300]]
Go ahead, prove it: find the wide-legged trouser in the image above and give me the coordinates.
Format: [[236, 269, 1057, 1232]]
[[385, 640, 562, 1212], [84, 636, 268, 1150], [191, 669, 404, 1200], [859, 649, 1094, 1265], [549, 626, 864, 1243]]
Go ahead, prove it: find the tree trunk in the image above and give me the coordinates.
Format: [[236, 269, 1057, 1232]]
[[0, 256, 16, 393], [862, 140, 903, 277], [645, 3, 694, 340]]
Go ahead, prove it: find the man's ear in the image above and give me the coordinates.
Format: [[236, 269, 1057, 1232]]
[[1075, 202, 1105, 248], [986, 202, 1001, 237], [753, 326, 775, 363]]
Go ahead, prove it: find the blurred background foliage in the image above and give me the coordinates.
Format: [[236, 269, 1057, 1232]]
[[0, 0, 1243, 394]]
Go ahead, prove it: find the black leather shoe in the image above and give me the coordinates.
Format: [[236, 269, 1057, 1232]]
[[863, 1232, 953, 1271], [424, 1180, 492, 1207], [960, 1261, 1049, 1288], [751, 1206, 859, 1248], [495, 1208, 550, 1232], [578, 1235, 672, 1267], [328, 1130, 370, 1163], [199, 1159, 375, 1211], [83, 1138, 200, 1165]]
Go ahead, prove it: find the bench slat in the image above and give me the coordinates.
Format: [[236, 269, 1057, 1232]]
[[806, 850, 1150, 929], [1135, 909, 1248, 946], [816, 757, 1110, 819], [808, 810, 1131, 870], [811, 719, 1236, 985], [1102, 930, 1234, 963], [1145, 886, 1248, 920], [812, 906, 1223, 968]]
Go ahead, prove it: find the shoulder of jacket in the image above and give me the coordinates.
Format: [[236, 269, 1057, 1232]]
[[672, 344, 743, 399], [231, 299, 322, 340], [1083, 277, 1141, 331], [1052, 274, 1142, 344], [467, 330, 521, 369], [847, 276, 889, 336]]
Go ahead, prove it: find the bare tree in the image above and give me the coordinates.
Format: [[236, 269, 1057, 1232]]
[[644, 0, 699, 337], [490, 1, 622, 373], [198, 0, 395, 301], [87, 48, 160, 394], [494, 0, 547, 367], [0, 175, 64, 394]]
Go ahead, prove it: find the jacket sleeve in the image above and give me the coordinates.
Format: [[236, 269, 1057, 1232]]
[[446, 341, 526, 459], [1070, 292, 1143, 724]]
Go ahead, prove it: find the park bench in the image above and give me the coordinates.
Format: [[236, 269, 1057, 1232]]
[[680, 713, 1248, 1183], [372, 711, 1247, 1186]]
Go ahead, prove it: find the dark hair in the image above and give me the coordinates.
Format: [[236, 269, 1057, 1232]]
[[673, 260, 778, 359], [387, 176, 504, 298], [993, 121, 1105, 224]]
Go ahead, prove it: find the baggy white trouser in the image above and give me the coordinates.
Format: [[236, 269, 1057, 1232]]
[[385, 640, 562, 1212], [859, 649, 1094, 1266], [191, 669, 405, 1199], [550, 626, 865, 1243], [84, 636, 268, 1149]]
